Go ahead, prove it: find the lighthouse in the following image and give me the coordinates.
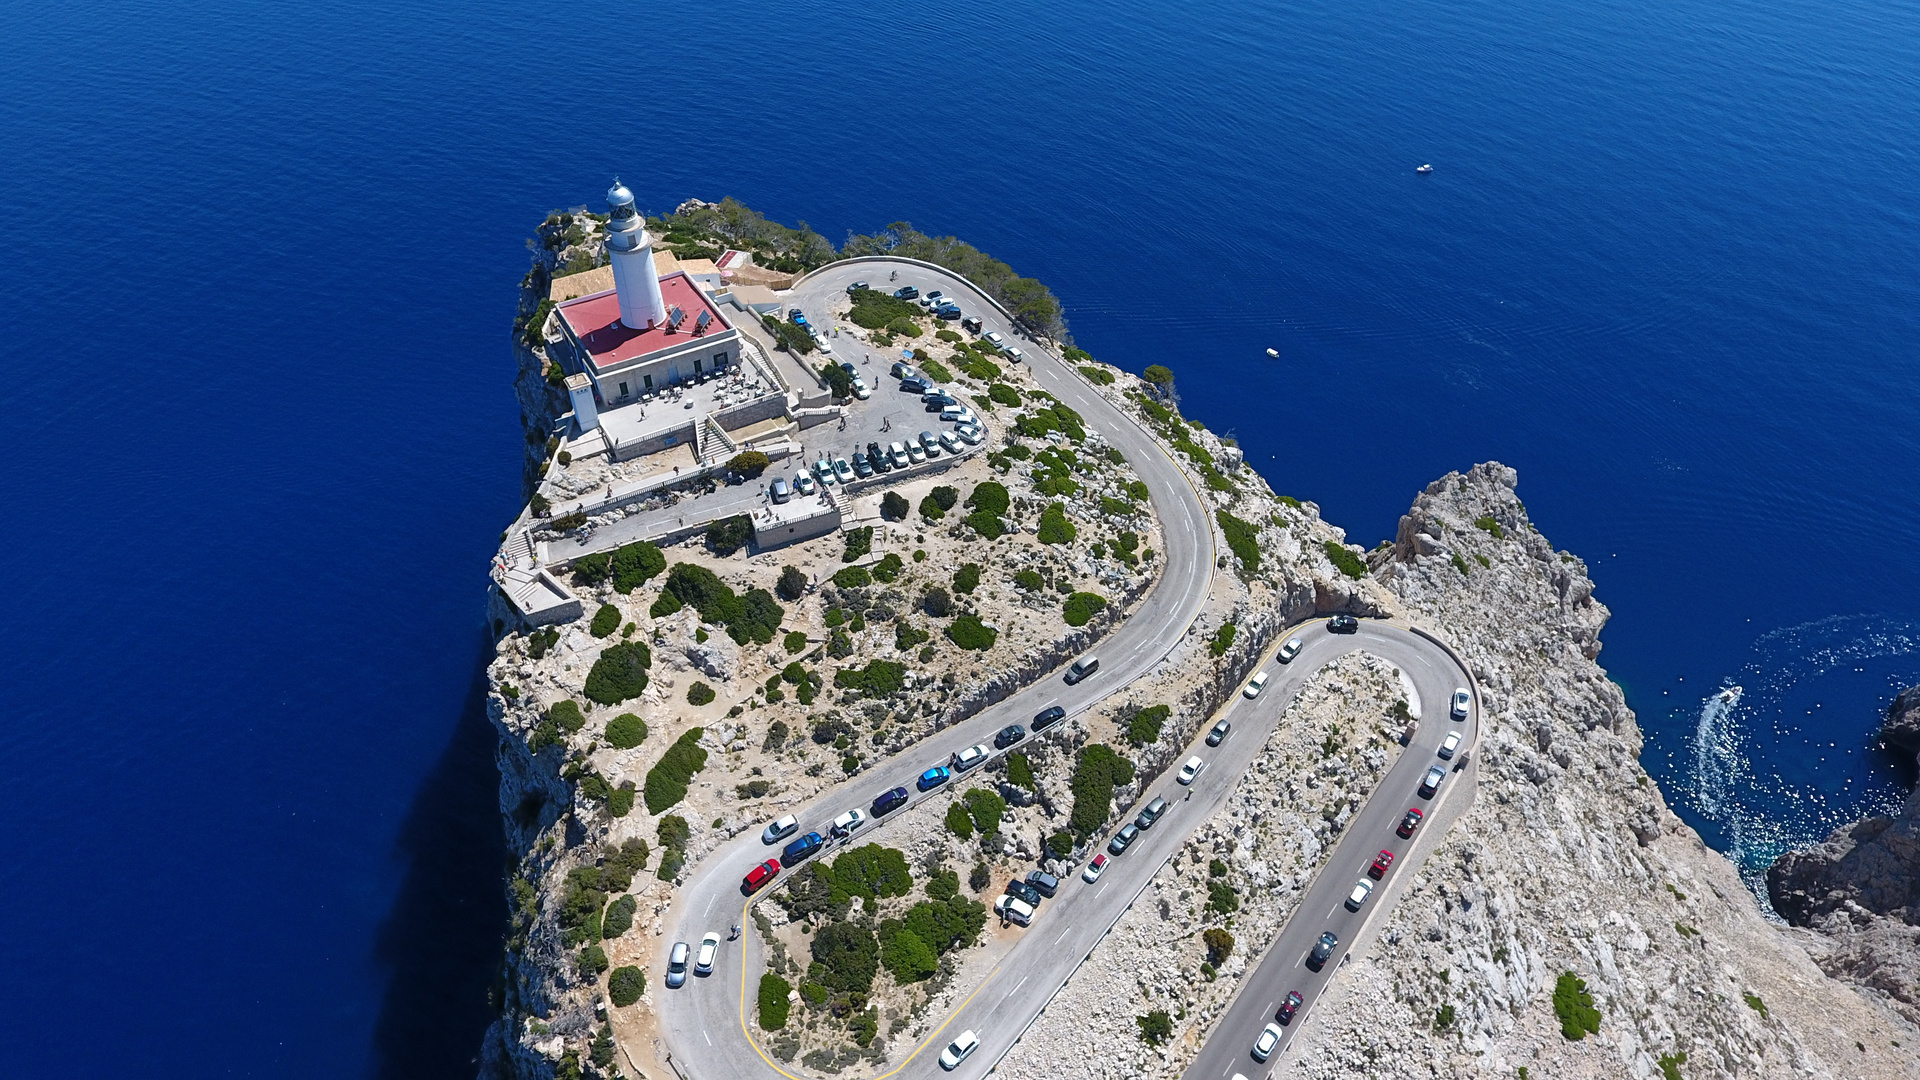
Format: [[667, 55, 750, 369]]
[[604, 179, 666, 330]]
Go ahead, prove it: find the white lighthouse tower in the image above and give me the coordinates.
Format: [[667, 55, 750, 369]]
[[604, 179, 666, 330]]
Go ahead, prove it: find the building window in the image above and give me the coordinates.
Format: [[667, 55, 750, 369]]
[[694, 357, 704, 373], [643, 374, 653, 390], [618, 381, 629, 398], [714, 351, 727, 369]]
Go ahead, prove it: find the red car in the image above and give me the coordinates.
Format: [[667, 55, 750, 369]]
[[1277, 990, 1303, 1024], [743, 858, 781, 894], [1369, 850, 1394, 879], [1396, 808, 1423, 839]]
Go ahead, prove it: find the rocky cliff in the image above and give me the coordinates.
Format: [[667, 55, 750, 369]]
[[1767, 687, 1920, 1027]]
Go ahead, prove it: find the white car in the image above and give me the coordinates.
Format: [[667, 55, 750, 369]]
[[1252, 1022, 1282, 1061], [939, 1030, 979, 1070], [907, 442, 927, 464], [793, 473, 816, 496], [831, 808, 865, 837], [1243, 671, 1270, 698], [939, 431, 963, 454], [1346, 879, 1374, 911], [941, 405, 977, 425], [813, 458, 836, 486], [954, 743, 990, 772], [1082, 853, 1108, 883], [852, 376, 871, 400], [984, 330, 1006, 348], [832, 457, 855, 484], [1451, 687, 1472, 720], [993, 894, 1035, 926], [1177, 756, 1204, 785], [695, 932, 720, 975], [762, 815, 799, 844], [1004, 346, 1024, 363], [1439, 731, 1461, 759], [953, 424, 984, 445], [1277, 637, 1303, 663]]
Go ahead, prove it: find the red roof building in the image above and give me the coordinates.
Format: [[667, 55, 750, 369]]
[[553, 270, 741, 407]]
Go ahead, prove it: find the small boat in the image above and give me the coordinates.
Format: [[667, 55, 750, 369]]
[[1265, 347, 1279, 358], [1415, 163, 1434, 174]]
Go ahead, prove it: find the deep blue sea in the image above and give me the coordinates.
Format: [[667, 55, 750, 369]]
[[4, 0, 1917, 1075]]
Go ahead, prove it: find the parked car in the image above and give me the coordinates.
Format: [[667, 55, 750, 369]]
[[1438, 731, 1461, 759], [743, 858, 781, 894], [938, 1030, 978, 1071], [889, 442, 912, 469], [893, 285, 919, 300], [1419, 765, 1446, 798], [1451, 687, 1472, 720], [891, 361, 917, 379], [1308, 931, 1339, 970], [789, 308, 807, 325], [762, 815, 799, 844], [1177, 756, 1204, 785], [960, 315, 983, 334], [935, 304, 962, 320], [1277, 637, 1303, 663], [832, 458, 854, 484], [954, 743, 990, 772], [770, 478, 791, 503], [1328, 614, 1359, 633], [1003, 346, 1024, 363], [984, 330, 1005, 349], [1135, 796, 1168, 830], [906, 442, 926, 464], [1253, 1023, 1283, 1062], [868, 447, 892, 474], [993, 894, 1035, 926], [994, 723, 1026, 749], [918, 766, 952, 791], [1346, 879, 1374, 911], [1244, 672, 1270, 698], [815, 335, 833, 354], [852, 377, 871, 400], [1206, 718, 1231, 746], [901, 375, 931, 394], [1107, 822, 1140, 855], [953, 423, 984, 445], [781, 832, 824, 866], [1003, 878, 1043, 906], [919, 430, 942, 456], [1082, 853, 1108, 883], [665, 941, 690, 988], [1026, 870, 1060, 897], [847, 280, 869, 293], [921, 290, 944, 308], [1032, 705, 1067, 731], [872, 786, 910, 816], [1064, 656, 1100, 685], [1277, 991, 1303, 1025], [1396, 807, 1423, 838], [813, 458, 835, 486], [852, 455, 874, 479], [1369, 850, 1394, 878], [793, 473, 816, 496], [695, 932, 720, 974], [830, 808, 866, 837], [939, 431, 963, 454], [939, 405, 976, 424]]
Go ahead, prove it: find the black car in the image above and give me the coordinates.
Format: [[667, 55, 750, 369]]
[[893, 285, 919, 300], [1307, 931, 1339, 971], [1277, 991, 1303, 1024], [1032, 705, 1066, 732], [871, 787, 910, 817], [1328, 614, 1359, 633], [1003, 879, 1043, 906], [868, 448, 892, 474], [1025, 870, 1060, 898], [1134, 796, 1168, 830], [994, 724, 1026, 749], [1107, 823, 1140, 856]]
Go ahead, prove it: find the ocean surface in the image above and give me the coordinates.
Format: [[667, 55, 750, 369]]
[[3, 0, 1917, 1075]]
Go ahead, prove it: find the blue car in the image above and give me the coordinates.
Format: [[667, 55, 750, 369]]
[[789, 308, 808, 326], [781, 831, 824, 867], [917, 766, 952, 791], [871, 786, 910, 817]]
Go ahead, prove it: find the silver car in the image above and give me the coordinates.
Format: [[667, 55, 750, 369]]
[[666, 941, 690, 988]]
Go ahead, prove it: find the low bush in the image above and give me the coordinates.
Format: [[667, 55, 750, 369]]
[[548, 699, 586, 734], [886, 316, 922, 337], [783, 630, 808, 653], [1657, 1051, 1687, 1080], [880, 491, 909, 521], [706, 515, 754, 556], [1202, 927, 1234, 965], [953, 563, 980, 594], [1037, 503, 1077, 545], [945, 800, 974, 839], [871, 553, 903, 583], [1068, 744, 1135, 835], [759, 973, 792, 1029], [590, 604, 621, 638], [1322, 539, 1368, 580], [643, 728, 709, 813], [834, 660, 906, 697], [571, 551, 611, 586], [607, 782, 635, 817], [895, 621, 930, 650], [846, 288, 924, 329], [608, 965, 645, 1007], [577, 943, 608, 979], [584, 641, 652, 705], [1079, 364, 1115, 385], [686, 681, 715, 706], [1137, 1010, 1172, 1046], [922, 586, 952, 617], [988, 382, 1021, 406], [963, 787, 1006, 835], [1007, 752, 1035, 789], [1217, 510, 1260, 573], [728, 450, 771, 478], [903, 896, 988, 954], [842, 525, 873, 562], [946, 614, 997, 650], [610, 541, 665, 593], [964, 509, 1004, 539], [1062, 591, 1107, 626], [649, 590, 683, 618], [604, 713, 647, 749], [1553, 972, 1602, 1040], [879, 926, 939, 983], [831, 565, 871, 589], [919, 358, 954, 383], [965, 481, 1010, 516], [662, 563, 785, 645], [776, 565, 808, 601], [925, 868, 959, 901], [810, 920, 880, 994], [1474, 515, 1506, 540], [1209, 622, 1236, 657], [1123, 704, 1169, 747], [1047, 831, 1074, 857], [603, 895, 637, 938], [1013, 569, 1043, 591], [1207, 880, 1240, 915]]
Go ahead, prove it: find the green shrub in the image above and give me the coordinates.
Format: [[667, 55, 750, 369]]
[[584, 641, 652, 705], [879, 926, 939, 982], [1100, 496, 1133, 517], [1037, 503, 1077, 545], [577, 943, 609, 979], [871, 553, 904, 583], [945, 800, 974, 839], [759, 973, 792, 1029], [1062, 591, 1107, 626], [1068, 744, 1136, 835], [1137, 1010, 1172, 1046], [846, 288, 924, 328], [604, 713, 647, 749], [590, 1023, 615, 1069], [1657, 1051, 1687, 1080], [590, 604, 621, 638], [895, 621, 930, 650], [1209, 623, 1236, 657], [946, 615, 997, 650], [783, 630, 808, 653], [608, 965, 645, 1007], [1434, 1003, 1456, 1032], [1474, 515, 1506, 540], [970, 862, 991, 890], [686, 681, 715, 706], [1013, 569, 1043, 591], [1124, 704, 1170, 747], [964, 509, 1004, 539], [834, 660, 906, 697], [966, 481, 1010, 516], [832, 565, 871, 589], [810, 920, 880, 994], [886, 316, 921, 337], [925, 868, 959, 901], [824, 844, 913, 903], [571, 551, 611, 586], [1047, 831, 1074, 857], [1743, 992, 1768, 1019], [919, 358, 954, 383], [1322, 540, 1368, 580], [662, 564, 785, 645], [963, 788, 1006, 835], [953, 563, 981, 594], [728, 450, 771, 478], [549, 700, 587, 734], [922, 586, 952, 617], [1207, 880, 1240, 915], [919, 495, 947, 521], [1202, 927, 1234, 965], [1553, 972, 1602, 1040], [610, 541, 666, 593], [643, 728, 709, 813], [603, 895, 637, 938], [1007, 752, 1035, 789], [608, 782, 635, 817], [1079, 364, 1115, 385], [706, 515, 754, 556], [649, 590, 683, 618], [601, 837, 649, 891], [1143, 364, 1174, 393], [558, 866, 606, 946], [776, 565, 808, 601], [988, 382, 1021, 406], [878, 491, 910, 521], [842, 525, 873, 562], [1217, 510, 1260, 572], [530, 492, 551, 517], [902, 896, 988, 954]]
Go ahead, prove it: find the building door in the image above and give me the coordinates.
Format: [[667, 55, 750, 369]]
[[643, 374, 653, 390], [618, 381, 629, 399], [693, 357, 704, 374]]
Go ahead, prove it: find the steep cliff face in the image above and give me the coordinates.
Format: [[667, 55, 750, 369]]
[[1278, 463, 1920, 1079], [1767, 689, 1920, 1026]]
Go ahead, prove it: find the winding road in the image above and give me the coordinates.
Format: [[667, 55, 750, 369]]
[[652, 259, 1477, 1080]]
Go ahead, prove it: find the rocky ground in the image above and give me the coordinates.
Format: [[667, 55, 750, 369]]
[[1767, 686, 1920, 1029]]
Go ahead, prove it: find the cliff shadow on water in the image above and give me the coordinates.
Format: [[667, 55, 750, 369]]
[[370, 628, 509, 1080]]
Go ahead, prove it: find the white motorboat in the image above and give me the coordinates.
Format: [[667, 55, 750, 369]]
[[1415, 163, 1434, 174]]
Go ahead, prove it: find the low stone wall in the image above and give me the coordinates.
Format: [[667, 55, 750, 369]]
[[713, 392, 787, 432]]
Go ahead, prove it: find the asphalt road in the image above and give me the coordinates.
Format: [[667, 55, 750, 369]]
[[655, 258, 1216, 1080]]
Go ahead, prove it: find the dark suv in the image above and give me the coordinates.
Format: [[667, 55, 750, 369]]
[[1308, 931, 1339, 970], [1003, 879, 1043, 906], [893, 285, 919, 300], [871, 787, 909, 816], [1328, 614, 1359, 633], [1032, 705, 1067, 732], [994, 724, 1027, 749]]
